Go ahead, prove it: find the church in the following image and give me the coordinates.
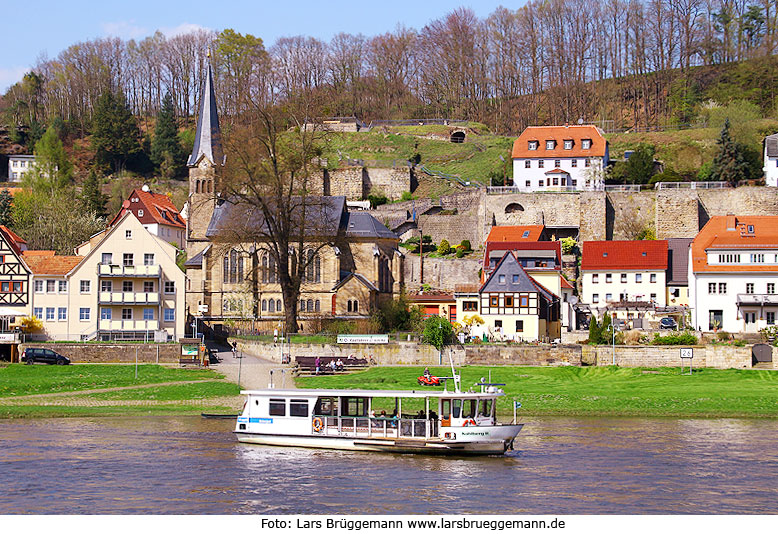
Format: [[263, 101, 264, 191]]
[[183, 62, 404, 329]]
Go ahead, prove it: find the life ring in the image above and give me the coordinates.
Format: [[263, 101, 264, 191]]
[[312, 417, 324, 432], [463, 419, 476, 427]]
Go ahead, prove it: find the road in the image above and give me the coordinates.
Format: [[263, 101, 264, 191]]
[[208, 343, 296, 390]]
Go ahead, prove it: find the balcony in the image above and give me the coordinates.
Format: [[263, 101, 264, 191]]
[[736, 294, 778, 306], [98, 264, 161, 277], [98, 292, 160, 305], [98, 319, 160, 331]]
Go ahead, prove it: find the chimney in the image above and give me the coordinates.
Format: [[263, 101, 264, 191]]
[[726, 213, 736, 231]]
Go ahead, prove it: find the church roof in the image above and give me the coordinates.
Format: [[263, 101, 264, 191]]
[[188, 62, 224, 167], [344, 211, 399, 239]]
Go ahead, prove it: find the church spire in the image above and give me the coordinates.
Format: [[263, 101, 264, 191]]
[[188, 58, 224, 167]]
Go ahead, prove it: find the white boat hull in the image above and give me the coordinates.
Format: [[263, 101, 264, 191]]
[[235, 424, 523, 455]]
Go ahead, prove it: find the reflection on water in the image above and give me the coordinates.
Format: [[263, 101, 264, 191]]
[[1, 416, 777, 514]]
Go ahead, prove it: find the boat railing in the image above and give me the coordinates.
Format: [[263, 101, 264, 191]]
[[319, 416, 437, 439]]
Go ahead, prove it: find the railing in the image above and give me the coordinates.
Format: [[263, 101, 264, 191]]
[[98, 292, 160, 304], [98, 264, 161, 277], [604, 184, 641, 192], [736, 294, 778, 305], [486, 185, 603, 194], [98, 319, 160, 331], [417, 164, 476, 187], [655, 181, 730, 190], [341, 158, 412, 168], [318, 416, 435, 439]]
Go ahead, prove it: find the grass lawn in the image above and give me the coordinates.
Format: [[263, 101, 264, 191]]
[[0, 364, 222, 397], [296, 365, 778, 418], [87, 381, 240, 401], [0, 403, 238, 419]]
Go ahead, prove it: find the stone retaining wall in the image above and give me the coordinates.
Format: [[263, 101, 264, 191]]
[[232, 339, 751, 369], [20, 343, 181, 363]]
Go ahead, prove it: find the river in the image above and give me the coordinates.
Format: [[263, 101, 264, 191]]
[[1, 416, 777, 514]]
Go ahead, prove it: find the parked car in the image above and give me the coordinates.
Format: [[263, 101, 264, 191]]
[[659, 317, 678, 330], [21, 348, 70, 365]]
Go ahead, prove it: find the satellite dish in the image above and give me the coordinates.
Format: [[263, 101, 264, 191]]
[[141, 184, 150, 192], [577, 118, 584, 125]]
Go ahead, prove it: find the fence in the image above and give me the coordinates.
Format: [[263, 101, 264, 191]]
[[341, 158, 412, 168], [654, 181, 730, 190], [364, 118, 470, 130], [604, 184, 642, 192]]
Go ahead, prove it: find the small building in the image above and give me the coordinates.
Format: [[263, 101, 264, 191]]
[[511, 125, 609, 192], [108, 186, 187, 249], [689, 215, 778, 333], [478, 251, 560, 342], [763, 133, 778, 187], [666, 238, 692, 307], [581, 240, 668, 321], [7, 155, 36, 182], [407, 293, 456, 323]]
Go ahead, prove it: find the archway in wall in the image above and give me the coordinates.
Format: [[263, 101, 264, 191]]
[[505, 203, 525, 214], [450, 131, 466, 143]]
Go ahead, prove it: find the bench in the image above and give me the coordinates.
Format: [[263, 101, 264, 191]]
[[294, 355, 370, 375], [179, 358, 201, 367]]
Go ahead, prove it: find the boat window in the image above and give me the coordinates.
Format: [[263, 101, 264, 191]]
[[441, 399, 451, 419], [290, 399, 309, 417], [462, 399, 476, 419], [269, 398, 286, 416], [452, 399, 461, 419], [314, 397, 335, 416], [479, 399, 493, 418], [343, 397, 367, 417]]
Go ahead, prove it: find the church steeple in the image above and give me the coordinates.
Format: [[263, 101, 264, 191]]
[[188, 59, 224, 167]]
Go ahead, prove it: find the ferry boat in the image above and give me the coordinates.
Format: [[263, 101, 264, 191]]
[[234, 374, 523, 455]]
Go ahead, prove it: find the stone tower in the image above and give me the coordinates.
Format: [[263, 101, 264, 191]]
[[186, 59, 224, 251]]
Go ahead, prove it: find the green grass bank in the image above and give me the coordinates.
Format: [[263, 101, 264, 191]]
[[0, 364, 241, 419], [297, 366, 778, 418]]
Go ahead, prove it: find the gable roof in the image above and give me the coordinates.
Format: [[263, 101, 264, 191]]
[[582, 240, 668, 271], [691, 215, 778, 273], [23, 255, 83, 275], [332, 271, 378, 292], [344, 211, 399, 239], [109, 189, 186, 229], [560, 277, 574, 290], [486, 225, 544, 243], [0, 225, 26, 255], [667, 238, 693, 285], [480, 250, 557, 302], [206, 196, 347, 240], [512, 125, 607, 159]]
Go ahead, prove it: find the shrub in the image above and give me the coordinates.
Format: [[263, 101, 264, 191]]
[[422, 315, 454, 351], [560, 237, 577, 254], [367, 194, 388, 208], [455, 247, 465, 258], [716, 330, 731, 342], [437, 239, 451, 254], [401, 192, 415, 202], [459, 240, 472, 252], [652, 332, 698, 345]]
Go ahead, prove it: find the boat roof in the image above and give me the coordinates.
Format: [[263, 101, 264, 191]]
[[241, 388, 504, 399]]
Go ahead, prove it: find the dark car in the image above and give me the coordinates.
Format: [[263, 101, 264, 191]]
[[21, 348, 70, 365], [659, 317, 678, 330]]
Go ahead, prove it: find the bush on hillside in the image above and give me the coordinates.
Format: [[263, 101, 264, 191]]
[[652, 332, 698, 345]]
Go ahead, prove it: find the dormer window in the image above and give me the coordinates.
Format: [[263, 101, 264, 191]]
[[747, 225, 755, 234], [138, 209, 144, 217], [564, 140, 573, 150], [522, 230, 530, 238], [528, 141, 538, 150], [603, 252, 608, 257], [546, 140, 556, 150], [581, 139, 592, 150]]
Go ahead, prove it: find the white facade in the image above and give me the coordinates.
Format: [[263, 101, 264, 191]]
[[512, 154, 608, 192], [581, 269, 667, 318], [689, 248, 778, 333], [7, 155, 35, 182], [764, 140, 778, 187]]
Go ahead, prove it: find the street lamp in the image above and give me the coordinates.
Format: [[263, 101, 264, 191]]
[[438, 322, 443, 365], [607, 321, 619, 366]]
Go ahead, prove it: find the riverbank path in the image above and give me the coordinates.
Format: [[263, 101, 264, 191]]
[[210, 344, 296, 391]]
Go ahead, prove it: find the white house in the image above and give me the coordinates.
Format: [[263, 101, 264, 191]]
[[581, 240, 668, 321], [7, 155, 36, 182], [689, 215, 778, 333], [763, 133, 778, 187], [511, 125, 609, 192]]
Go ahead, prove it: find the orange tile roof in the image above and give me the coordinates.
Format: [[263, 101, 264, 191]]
[[24, 255, 83, 275], [22, 250, 56, 257], [109, 189, 186, 229], [511, 125, 607, 159], [0, 225, 26, 254], [0, 187, 24, 197], [560, 277, 574, 290], [486, 225, 544, 242], [692, 215, 778, 273], [582, 240, 668, 271]]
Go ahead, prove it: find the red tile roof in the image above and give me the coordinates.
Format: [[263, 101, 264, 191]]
[[582, 240, 668, 271], [560, 277, 574, 290], [23, 255, 83, 275], [692, 216, 778, 273], [511, 125, 607, 159], [0, 225, 26, 254], [109, 189, 186, 229], [486, 225, 544, 242]]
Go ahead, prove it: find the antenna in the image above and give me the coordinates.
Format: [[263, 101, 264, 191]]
[[577, 118, 584, 125]]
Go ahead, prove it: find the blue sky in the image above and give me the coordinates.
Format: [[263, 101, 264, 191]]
[[2, 0, 523, 92]]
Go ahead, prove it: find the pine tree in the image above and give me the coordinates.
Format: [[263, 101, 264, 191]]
[[710, 118, 749, 186], [587, 315, 601, 345], [91, 90, 142, 173], [0, 189, 13, 227], [81, 168, 108, 219], [151, 93, 184, 177]]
